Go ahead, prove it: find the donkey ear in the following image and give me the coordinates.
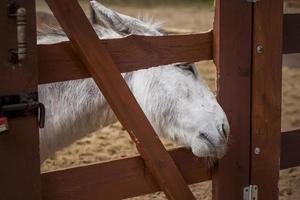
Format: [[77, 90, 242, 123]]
[[90, 0, 162, 36]]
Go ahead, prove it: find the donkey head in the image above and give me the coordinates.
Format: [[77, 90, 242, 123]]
[[91, 1, 230, 159]]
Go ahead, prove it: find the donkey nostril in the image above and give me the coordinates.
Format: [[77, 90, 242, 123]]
[[222, 123, 228, 138]]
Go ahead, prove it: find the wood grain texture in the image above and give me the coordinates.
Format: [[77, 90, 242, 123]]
[[45, 0, 195, 199], [38, 32, 213, 84], [0, 0, 41, 199], [42, 148, 211, 200], [38, 42, 89, 84], [251, 1, 283, 199], [0, 2, 38, 94], [212, 1, 253, 200], [41, 129, 300, 200], [283, 14, 300, 54], [281, 129, 300, 169]]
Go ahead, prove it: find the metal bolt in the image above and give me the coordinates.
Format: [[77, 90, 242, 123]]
[[254, 147, 261, 155], [256, 45, 264, 54]]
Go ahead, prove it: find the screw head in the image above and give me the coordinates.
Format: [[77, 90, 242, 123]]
[[257, 45, 264, 54], [254, 147, 261, 155]]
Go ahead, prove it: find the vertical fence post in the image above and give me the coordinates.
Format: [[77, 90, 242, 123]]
[[212, 1, 253, 199], [0, 0, 41, 199], [251, 0, 283, 199]]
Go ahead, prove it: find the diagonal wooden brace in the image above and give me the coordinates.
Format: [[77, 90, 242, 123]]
[[45, 0, 196, 199]]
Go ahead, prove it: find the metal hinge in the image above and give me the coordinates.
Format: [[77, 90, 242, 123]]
[[246, 0, 260, 2], [8, 0, 27, 63], [244, 185, 258, 200]]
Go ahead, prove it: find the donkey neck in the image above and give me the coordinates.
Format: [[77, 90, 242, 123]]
[[38, 78, 117, 162]]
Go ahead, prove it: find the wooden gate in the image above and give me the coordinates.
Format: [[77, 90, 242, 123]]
[[0, 0, 299, 199]]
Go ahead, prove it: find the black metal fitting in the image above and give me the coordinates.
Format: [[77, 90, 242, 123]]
[[0, 93, 45, 129]]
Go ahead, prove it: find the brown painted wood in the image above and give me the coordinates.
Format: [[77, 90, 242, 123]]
[[42, 148, 211, 200], [212, 1, 253, 200], [0, 2, 38, 94], [283, 14, 300, 54], [281, 128, 300, 169], [38, 32, 213, 84], [45, 0, 195, 199], [38, 42, 89, 84], [251, 1, 283, 199], [41, 129, 300, 200], [0, 117, 41, 200], [0, 0, 41, 199]]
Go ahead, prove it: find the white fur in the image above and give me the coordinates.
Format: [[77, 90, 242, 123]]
[[38, 1, 230, 162]]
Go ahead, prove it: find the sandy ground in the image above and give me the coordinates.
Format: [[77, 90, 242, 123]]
[[38, 1, 300, 199]]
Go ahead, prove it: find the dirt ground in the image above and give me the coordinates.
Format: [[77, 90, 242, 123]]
[[38, 1, 300, 199]]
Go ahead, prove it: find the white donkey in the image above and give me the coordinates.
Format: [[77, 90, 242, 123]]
[[38, 1, 230, 163]]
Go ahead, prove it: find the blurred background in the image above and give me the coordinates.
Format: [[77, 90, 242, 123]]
[[37, 0, 300, 199]]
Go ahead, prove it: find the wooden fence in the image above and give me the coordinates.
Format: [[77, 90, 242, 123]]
[[0, 0, 300, 199]]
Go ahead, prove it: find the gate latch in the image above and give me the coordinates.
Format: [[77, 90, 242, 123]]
[[244, 185, 258, 200], [0, 93, 45, 134]]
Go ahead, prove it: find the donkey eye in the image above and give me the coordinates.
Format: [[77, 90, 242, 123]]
[[175, 63, 197, 77]]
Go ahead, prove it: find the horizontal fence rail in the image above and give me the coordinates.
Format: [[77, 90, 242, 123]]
[[38, 13, 298, 85], [280, 128, 300, 169], [41, 129, 300, 200], [42, 148, 211, 200], [38, 32, 213, 84], [283, 13, 300, 54]]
